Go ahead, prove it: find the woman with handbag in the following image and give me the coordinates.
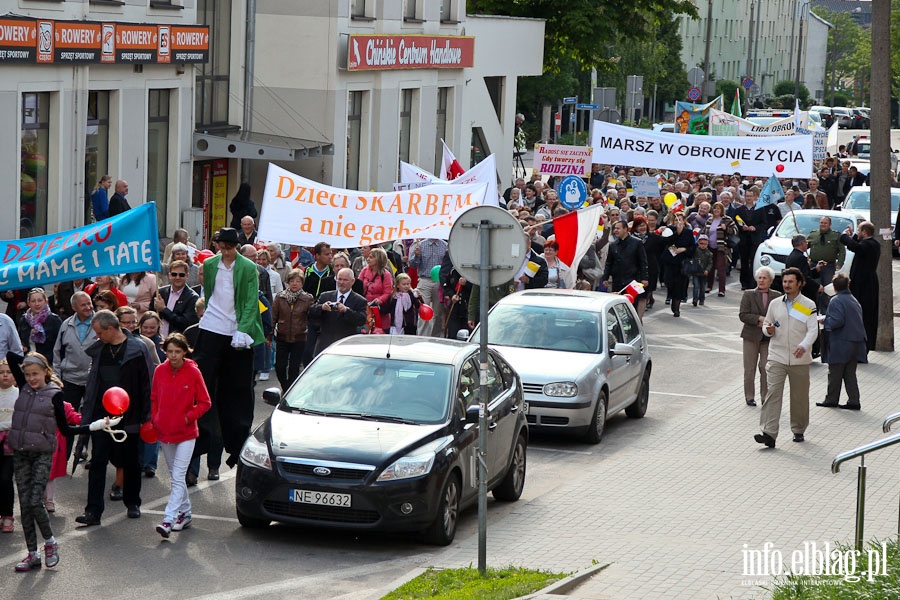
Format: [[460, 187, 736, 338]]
[[701, 202, 738, 297], [660, 212, 695, 318]]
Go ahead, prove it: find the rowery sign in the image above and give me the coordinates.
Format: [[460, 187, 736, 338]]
[[0, 16, 208, 64], [347, 35, 474, 70]]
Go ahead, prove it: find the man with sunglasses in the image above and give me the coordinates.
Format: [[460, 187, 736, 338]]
[[153, 260, 199, 337]]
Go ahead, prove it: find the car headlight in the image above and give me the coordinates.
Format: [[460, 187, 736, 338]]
[[240, 434, 272, 471], [377, 436, 453, 482], [543, 382, 578, 397], [760, 255, 771, 266]]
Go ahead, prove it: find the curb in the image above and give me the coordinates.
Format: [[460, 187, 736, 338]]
[[514, 562, 611, 599]]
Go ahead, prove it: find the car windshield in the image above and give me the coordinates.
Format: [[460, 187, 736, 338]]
[[843, 190, 900, 212], [281, 355, 452, 424], [485, 304, 602, 353], [775, 214, 855, 238]]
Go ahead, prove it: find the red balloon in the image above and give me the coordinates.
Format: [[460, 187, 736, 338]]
[[139, 421, 158, 444], [418, 303, 434, 321], [102, 387, 130, 416], [195, 249, 215, 264], [775, 164, 785, 173]]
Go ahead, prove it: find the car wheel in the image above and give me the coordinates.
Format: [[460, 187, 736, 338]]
[[423, 473, 460, 546], [236, 508, 270, 529], [493, 434, 526, 502], [625, 369, 651, 419], [583, 390, 607, 444]]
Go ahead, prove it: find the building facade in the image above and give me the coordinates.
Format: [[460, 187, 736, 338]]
[[192, 1, 544, 239], [0, 0, 203, 242], [679, 0, 828, 102]]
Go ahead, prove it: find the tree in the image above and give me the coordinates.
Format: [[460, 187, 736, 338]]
[[812, 8, 868, 105], [772, 80, 810, 105], [468, 0, 698, 74], [716, 80, 745, 106]]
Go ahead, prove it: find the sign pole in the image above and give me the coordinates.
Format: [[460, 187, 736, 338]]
[[477, 219, 490, 575]]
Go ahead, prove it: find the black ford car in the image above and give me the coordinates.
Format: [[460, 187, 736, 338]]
[[235, 335, 527, 545]]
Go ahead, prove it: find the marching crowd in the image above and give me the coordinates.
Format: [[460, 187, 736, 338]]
[[0, 157, 887, 572]]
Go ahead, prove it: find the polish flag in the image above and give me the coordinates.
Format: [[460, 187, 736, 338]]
[[551, 204, 604, 289], [441, 140, 466, 180]]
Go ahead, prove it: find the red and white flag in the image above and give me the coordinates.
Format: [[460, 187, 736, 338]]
[[551, 204, 604, 289], [441, 139, 465, 180]]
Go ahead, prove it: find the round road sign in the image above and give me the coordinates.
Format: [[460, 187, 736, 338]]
[[448, 206, 527, 287], [687, 87, 701, 102]]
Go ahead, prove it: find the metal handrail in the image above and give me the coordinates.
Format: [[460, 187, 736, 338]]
[[883, 412, 900, 433], [832, 431, 900, 473], [831, 429, 900, 550]]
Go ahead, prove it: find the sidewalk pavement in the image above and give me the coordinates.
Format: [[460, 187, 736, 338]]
[[433, 319, 900, 599]]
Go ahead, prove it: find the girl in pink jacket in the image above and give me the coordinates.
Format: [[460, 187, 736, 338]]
[[150, 333, 211, 538]]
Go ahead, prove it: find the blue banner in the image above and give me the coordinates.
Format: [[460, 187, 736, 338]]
[[0, 203, 160, 291]]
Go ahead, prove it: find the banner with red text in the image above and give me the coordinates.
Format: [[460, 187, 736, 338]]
[[259, 163, 490, 247], [533, 144, 593, 176]]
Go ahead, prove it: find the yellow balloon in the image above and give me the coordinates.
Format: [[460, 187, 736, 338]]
[[664, 192, 677, 205]]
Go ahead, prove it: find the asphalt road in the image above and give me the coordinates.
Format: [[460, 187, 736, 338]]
[[0, 284, 756, 600]]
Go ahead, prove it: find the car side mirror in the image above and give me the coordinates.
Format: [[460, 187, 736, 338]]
[[456, 330, 469, 341], [465, 404, 480, 424], [612, 343, 634, 357], [262, 388, 282, 406]]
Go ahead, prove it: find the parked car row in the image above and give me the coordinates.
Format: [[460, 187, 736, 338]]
[[809, 105, 870, 129], [235, 291, 653, 545]]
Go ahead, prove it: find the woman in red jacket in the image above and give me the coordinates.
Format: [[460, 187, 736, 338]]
[[150, 333, 211, 539]]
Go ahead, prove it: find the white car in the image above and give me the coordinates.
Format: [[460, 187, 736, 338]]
[[752, 209, 864, 283], [841, 185, 900, 255]]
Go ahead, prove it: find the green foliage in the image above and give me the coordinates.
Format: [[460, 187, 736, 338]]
[[770, 538, 900, 599], [769, 95, 800, 109], [716, 80, 745, 105], [381, 566, 567, 600], [468, 0, 698, 74], [773, 80, 810, 104], [813, 7, 869, 104]]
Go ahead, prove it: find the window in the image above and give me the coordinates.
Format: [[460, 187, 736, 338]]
[[147, 89, 170, 237], [470, 127, 488, 166], [441, 0, 457, 22], [21, 93, 50, 238], [614, 303, 640, 344], [351, 0, 371, 19], [195, 0, 231, 127], [484, 76, 503, 121], [434, 87, 449, 173], [398, 89, 413, 168], [491, 353, 515, 390], [85, 91, 110, 224], [346, 91, 364, 190], [457, 359, 479, 415], [481, 357, 505, 401], [605, 309, 624, 350], [404, 0, 419, 21]]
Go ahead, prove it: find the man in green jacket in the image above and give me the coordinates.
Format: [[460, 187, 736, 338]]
[[192, 227, 264, 472]]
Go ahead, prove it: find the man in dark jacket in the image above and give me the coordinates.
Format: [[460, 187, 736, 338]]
[[152, 259, 199, 336], [603, 220, 649, 292], [75, 310, 152, 526], [840, 221, 880, 350], [816, 273, 867, 410], [784, 235, 821, 302], [107, 180, 131, 216], [308, 268, 367, 355]]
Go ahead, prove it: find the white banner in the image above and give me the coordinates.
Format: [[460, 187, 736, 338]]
[[591, 120, 815, 178], [399, 154, 500, 205], [533, 143, 593, 176], [259, 163, 490, 247], [708, 109, 810, 136], [630, 175, 661, 197]]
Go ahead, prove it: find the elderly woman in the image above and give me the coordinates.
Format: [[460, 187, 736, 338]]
[[660, 212, 695, 317], [271, 269, 314, 390], [540, 240, 570, 288], [162, 242, 200, 288], [701, 201, 738, 297], [738, 266, 782, 406]]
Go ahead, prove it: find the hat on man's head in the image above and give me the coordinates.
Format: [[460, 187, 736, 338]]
[[215, 227, 240, 245], [698, 234, 709, 241]]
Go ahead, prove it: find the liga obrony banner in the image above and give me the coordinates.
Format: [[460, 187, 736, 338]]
[[708, 108, 809, 136], [0, 202, 160, 291], [259, 163, 490, 247], [591, 121, 814, 179]]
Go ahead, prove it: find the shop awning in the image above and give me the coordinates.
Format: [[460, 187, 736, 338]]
[[192, 130, 334, 161]]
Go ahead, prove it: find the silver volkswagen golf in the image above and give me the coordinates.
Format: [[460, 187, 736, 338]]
[[472, 290, 652, 443]]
